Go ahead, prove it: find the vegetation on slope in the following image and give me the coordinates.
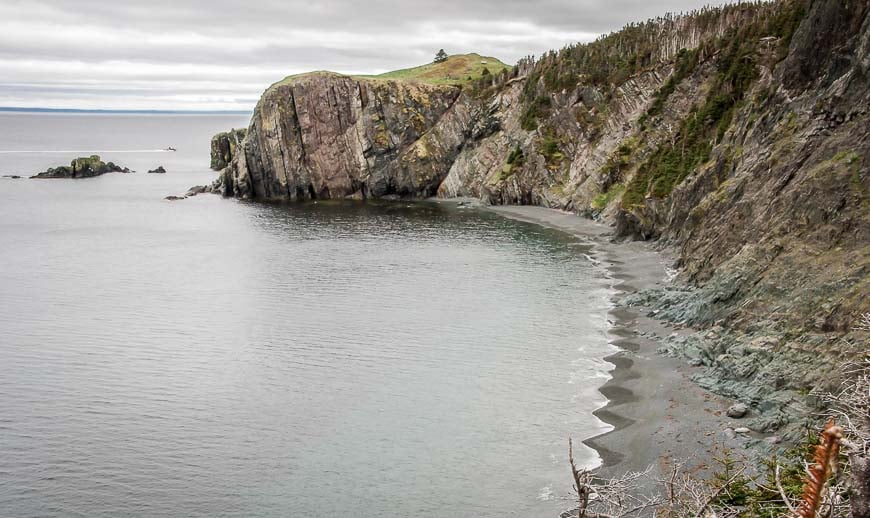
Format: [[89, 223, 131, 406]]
[[622, 0, 806, 207], [517, 1, 803, 134]]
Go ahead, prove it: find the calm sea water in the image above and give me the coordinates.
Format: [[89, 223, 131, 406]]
[[0, 113, 615, 517]]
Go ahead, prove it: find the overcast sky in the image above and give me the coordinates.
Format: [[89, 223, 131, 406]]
[[0, 0, 729, 111]]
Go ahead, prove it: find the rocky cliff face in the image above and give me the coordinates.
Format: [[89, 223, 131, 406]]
[[211, 0, 868, 436], [210, 128, 245, 170], [211, 73, 497, 200]]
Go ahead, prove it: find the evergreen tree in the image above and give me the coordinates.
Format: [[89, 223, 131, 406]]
[[434, 49, 448, 63]]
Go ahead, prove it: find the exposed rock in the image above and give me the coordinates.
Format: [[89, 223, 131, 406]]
[[31, 155, 133, 178], [185, 185, 210, 197], [765, 436, 782, 445], [210, 128, 246, 170], [164, 195, 186, 201], [210, 72, 473, 200], [726, 403, 749, 419], [734, 427, 751, 434], [2, 175, 21, 179], [147, 166, 166, 174]]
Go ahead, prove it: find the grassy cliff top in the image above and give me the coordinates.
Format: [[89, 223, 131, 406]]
[[270, 54, 511, 89], [359, 53, 511, 85]]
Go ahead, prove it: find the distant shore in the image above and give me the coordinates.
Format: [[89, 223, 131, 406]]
[[484, 205, 740, 480]]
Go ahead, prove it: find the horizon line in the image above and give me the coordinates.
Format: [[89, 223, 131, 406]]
[[0, 106, 252, 115]]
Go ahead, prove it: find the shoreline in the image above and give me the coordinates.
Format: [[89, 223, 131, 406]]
[[485, 205, 741, 480]]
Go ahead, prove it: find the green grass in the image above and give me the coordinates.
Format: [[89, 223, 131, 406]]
[[359, 53, 511, 86], [269, 71, 346, 89], [592, 184, 625, 210], [268, 54, 511, 90]]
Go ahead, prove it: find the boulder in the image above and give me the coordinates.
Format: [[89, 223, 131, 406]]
[[147, 166, 167, 174], [726, 403, 749, 418]]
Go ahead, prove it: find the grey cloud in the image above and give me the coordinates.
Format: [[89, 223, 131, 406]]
[[2, 0, 731, 110]]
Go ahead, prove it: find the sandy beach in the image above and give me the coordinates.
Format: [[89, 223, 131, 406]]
[[488, 205, 742, 482]]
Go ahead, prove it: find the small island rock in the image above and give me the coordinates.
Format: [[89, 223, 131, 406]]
[[147, 166, 167, 174], [31, 155, 133, 179]]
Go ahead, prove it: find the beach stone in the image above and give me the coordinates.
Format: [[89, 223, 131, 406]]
[[727, 403, 749, 418], [765, 436, 782, 445], [724, 428, 737, 439], [734, 427, 751, 434]]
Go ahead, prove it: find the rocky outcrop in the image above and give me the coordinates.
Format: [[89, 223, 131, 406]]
[[31, 155, 133, 178], [210, 128, 245, 170], [147, 166, 166, 174], [209, 73, 504, 200]]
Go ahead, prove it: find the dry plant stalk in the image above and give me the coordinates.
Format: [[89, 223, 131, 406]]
[[795, 419, 843, 518], [568, 437, 592, 517], [566, 438, 661, 518]]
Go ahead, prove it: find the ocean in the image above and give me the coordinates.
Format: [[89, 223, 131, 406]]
[[0, 112, 615, 517]]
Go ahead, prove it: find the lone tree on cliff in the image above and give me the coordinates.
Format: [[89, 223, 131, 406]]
[[434, 49, 448, 63]]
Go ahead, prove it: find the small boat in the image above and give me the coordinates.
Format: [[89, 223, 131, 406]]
[[165, 146, 177, 152]]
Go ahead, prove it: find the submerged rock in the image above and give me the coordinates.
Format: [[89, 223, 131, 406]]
[[2, 175, 22, 179], [147, 166, 167, 174], [164, 184, 213, 201], [31, 155, 132, 179]]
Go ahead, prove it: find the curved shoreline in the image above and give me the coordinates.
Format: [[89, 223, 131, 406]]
[[485, 205, 737, 479]]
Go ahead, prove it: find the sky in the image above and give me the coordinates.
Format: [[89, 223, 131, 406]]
[[1, 0, 730, 111]]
